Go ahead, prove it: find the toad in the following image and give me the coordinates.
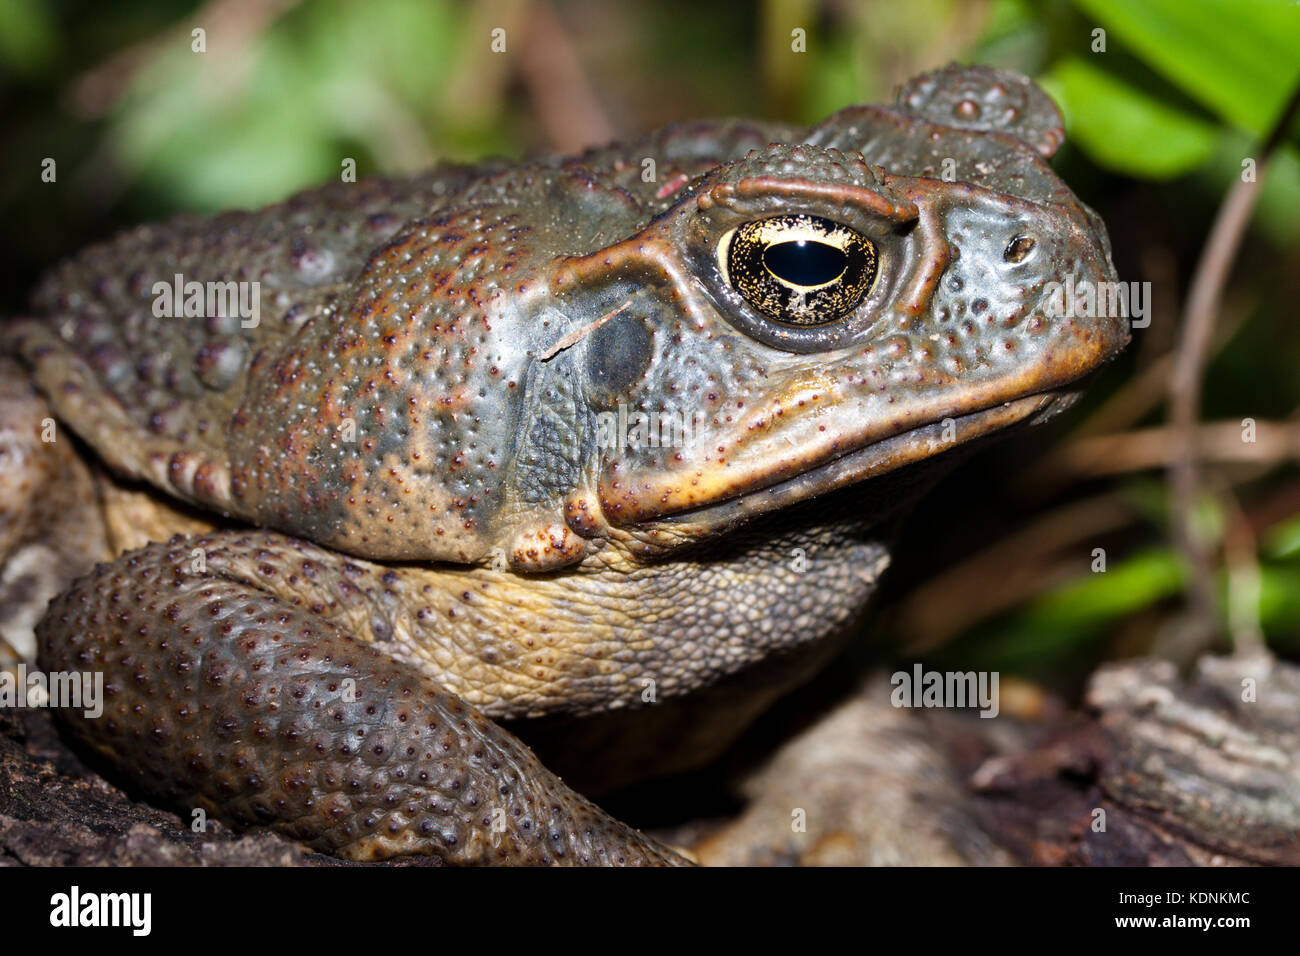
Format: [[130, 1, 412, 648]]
[[1, 65, 1127, 865]]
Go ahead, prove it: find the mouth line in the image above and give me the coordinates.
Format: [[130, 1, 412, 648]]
[[655, 391, 1059, 532]]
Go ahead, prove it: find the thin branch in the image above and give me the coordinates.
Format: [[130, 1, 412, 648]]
[[538, 302, 630, 360], [1217, 478, 1268, 656], [1165, 79, 1300, 655], [1040, 418, 1300, 479], [513, 0, 614, 152]]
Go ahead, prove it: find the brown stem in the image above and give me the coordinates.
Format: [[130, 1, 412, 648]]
[[1165, 80, 1300, 656], [513, 0, 613, 152], [1042, 417, 1300, 479]]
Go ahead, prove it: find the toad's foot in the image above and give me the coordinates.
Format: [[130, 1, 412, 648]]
[[37, 532, 687, 866]]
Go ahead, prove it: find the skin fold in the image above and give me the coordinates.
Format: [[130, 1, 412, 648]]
[[2, 65, 1127, 865]]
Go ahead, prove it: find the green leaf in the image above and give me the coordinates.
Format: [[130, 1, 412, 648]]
[[1252, 143, 1300, 246], [1263, 512, 1300, 560], [1258, 565, 1300, 648], [1070, 0, 1300, 136], [0, 0, 59, 76], [950, 549, 1186, 666], [1043, 55, 1217, 178]]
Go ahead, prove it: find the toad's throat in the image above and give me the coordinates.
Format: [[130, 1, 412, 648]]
[[625, 391, 1060, 531]]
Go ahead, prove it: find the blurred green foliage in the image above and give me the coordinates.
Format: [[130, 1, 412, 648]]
[[2, 0, 1296, 251]]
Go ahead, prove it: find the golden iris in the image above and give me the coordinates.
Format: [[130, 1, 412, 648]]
[[718, 214, 877, 325]]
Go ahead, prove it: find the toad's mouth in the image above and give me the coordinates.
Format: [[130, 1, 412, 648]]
[[641, 390, 1066, 533]]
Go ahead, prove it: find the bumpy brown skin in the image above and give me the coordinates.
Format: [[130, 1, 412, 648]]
[[5, 66, 1128, 865], [38, 534, 679, 864]]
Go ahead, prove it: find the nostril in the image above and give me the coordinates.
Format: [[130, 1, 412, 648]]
[[1004, 235, 1036, 263]]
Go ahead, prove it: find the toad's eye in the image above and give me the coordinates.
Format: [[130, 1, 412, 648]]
[[718, 214, 877, 326]]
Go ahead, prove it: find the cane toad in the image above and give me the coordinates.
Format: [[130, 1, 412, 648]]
[[1, 65, 1127, 865]]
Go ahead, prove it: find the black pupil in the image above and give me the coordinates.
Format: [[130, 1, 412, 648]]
[[763, 240, 846, 287]]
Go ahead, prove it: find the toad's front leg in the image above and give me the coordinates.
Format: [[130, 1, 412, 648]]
[[36, 532, 686, 866]]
